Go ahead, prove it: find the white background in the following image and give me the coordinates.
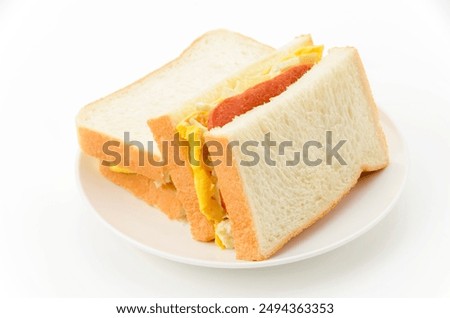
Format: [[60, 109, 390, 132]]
[[0, 0, 449, 297]]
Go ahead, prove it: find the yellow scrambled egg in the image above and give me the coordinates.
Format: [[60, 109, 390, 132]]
[[109, 165, 135, 174]]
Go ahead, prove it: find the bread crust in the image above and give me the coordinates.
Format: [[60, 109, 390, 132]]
[[149, 115, 215, 241], [77, 127, 166, 181], [205, 136, 261, 259], [99, 163, 184, 220], [350, 47, 389, 165]]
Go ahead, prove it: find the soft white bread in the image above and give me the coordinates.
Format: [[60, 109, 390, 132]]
[[148, 35, 313, 242], [205, 47, 389, 260], [76, 29, 274, 182]]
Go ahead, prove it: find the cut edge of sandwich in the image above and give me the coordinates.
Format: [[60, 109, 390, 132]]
[[148, 34, 315, 242]]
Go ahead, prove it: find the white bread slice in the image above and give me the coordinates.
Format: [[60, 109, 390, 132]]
[[98, 164, 184, 219], [148, 35, 312, 242], [76, 29, 274, 182], [205, 47, 389, 260]]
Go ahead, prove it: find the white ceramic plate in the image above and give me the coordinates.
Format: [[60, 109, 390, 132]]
[[77, 111, 408, 269]]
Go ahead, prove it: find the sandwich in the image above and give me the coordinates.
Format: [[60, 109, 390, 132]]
[[77, 30, 388, 261], [76, 30, 274, 219], [148, 38, 389, 260]]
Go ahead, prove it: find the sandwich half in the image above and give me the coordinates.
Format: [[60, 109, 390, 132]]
[[205, 47, 388, 260], [150, 40, 388, 260], [76, 30, 274, 219]]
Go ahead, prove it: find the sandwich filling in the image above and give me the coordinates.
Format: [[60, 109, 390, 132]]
[[108, 165, 136, 174], [208, 64, 312, 129], [176, 45, 323, 248]]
